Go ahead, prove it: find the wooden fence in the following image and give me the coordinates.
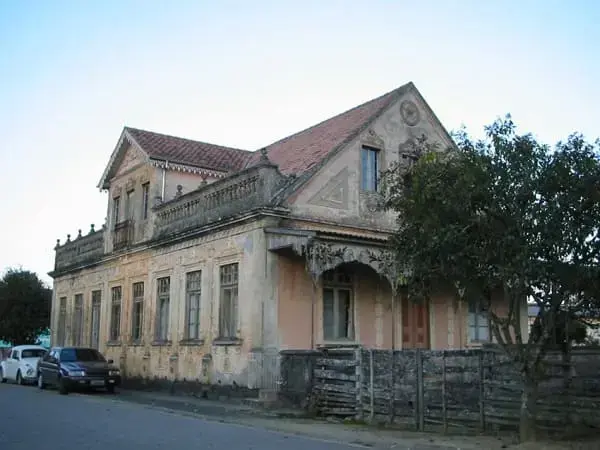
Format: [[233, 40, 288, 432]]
[[279, 346, 600, 434]]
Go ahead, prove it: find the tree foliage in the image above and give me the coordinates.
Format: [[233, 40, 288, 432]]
[[0, 268, 51, 345], [380, 117, 600, 441]]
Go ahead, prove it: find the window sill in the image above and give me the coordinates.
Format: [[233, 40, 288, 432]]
[[128, 341, 144, 347], [106, 341, 121, 347], [179, 339, 204, 346], [212, 338, 242, 346], [319, 340, 359, 349], [466, 341, 489, 348], [151, 340, 172, 347]]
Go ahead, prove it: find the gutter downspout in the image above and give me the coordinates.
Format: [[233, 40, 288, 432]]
[[161, 161, 169, 201]]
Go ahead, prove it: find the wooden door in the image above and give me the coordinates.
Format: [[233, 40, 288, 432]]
[[401, 297, 430, 349]]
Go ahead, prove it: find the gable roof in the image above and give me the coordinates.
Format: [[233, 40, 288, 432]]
[[245, 82, 412, 175], [125, 127, 253, 172], [98, 127, 254, 189], [99, 81, 448, 192]]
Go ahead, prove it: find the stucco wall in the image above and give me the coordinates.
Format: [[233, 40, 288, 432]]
[[288, 91, 453, 230], [276, 256, 526, 352], [52, 219, 277, 388]]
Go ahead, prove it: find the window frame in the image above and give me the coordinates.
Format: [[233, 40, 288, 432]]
[[360, 145, 380, 192], [109, 286, 122, 342], [141, 183, 150, 220], [184, 270, 202, 341], [218, 263, 239, 340], [72, 293, 84, 346], [468, 300, 490, 343], [155, 276, 171, 342], [90, 290, 102, 349], [113, 196, 121, 225], [322, 268, 355, 341], [57, 296, 67, 346], [131, 282, 145, 343]]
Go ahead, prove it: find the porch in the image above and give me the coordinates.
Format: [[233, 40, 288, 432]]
[[265, 227, 436, 351]]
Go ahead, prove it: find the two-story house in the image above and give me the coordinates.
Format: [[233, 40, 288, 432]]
[[49, 82, 528, 394]]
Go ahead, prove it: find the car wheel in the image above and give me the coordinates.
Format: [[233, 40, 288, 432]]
[[58, 378, 69, 395], [37, 373, 46, 390], [106, 384, 116, 394], [0, 367, 6, 383], [16, 370, 23, 385]]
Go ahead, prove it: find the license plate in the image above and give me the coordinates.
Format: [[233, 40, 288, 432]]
[[90, 380, 105, 386]]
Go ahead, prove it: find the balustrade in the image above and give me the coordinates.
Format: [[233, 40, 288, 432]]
[[154, 164, 285, 238]]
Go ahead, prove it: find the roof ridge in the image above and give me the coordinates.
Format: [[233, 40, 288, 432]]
[[257, 83, 409, 151], [124, 126, 252, 154]]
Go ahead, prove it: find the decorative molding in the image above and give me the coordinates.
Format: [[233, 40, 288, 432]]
[[362, 129, 385, 149], [307, 167, 350, 210], [400, 100, 421, 127], [115, 143, 147, 178], [149, 159, 226, 179]]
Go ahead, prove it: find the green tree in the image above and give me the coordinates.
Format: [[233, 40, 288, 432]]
[[0, 268, 51, 345], [380, 117, 600, 442]]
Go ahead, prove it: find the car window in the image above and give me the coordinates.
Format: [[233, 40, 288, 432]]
[[11, 350, 19, 360], [60, 348, 106, 362], [21, 349, 46, 359]]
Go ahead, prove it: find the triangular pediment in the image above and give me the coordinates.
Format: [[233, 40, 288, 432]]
[[115, 143, 146, 177], [308, 167, 350, 209], [97, 128, 150, 190]]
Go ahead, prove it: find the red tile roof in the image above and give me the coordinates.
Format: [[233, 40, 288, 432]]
[[125, 127, 253, 173], [124, 83, 411, 177], [246, 83, 410, 175]]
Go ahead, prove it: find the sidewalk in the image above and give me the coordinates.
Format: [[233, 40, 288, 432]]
[[111, 389, 521, 450]]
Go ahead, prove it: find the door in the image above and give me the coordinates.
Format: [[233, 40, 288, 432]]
[[7, 350, 20, 379], [40, 349, 60, 385], [401, 297, 430, 349]]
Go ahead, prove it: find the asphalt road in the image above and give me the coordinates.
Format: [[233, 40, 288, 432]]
[[0, 383, 364, 450]]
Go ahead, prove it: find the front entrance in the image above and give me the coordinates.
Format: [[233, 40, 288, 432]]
[[401, 297, 430, 349]]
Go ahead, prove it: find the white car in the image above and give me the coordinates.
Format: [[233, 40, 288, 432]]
[[1, 345, 47, 385]]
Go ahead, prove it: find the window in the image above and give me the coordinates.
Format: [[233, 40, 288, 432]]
[[131, 282, 144, 342], [125, 190, 134, 220], [185, 271, 202, 340], [113, 196, 121, 224], [110, 286, 122, 341], [72, 294, 83, 346], [90, 290, 101, 349], [323, 268, 354, 340], [11, 350, 19, 360], [60, 348, 105, 362], [142, 183, 150, 220], [361, 146, 379, 191], [22, 349, 46, 358], [57, 297, 67, 346], [468, 301, 489, 343], [219, 263, 239, 338], [155, 277, 170, 341]]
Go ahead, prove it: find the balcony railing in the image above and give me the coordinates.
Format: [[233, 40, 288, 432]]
[[153, 163, 286, 238], [54, 227, 105, 271], [113, 220, 134, 250]]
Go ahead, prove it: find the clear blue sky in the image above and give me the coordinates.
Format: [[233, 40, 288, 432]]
[[0, 1, 598, 286]]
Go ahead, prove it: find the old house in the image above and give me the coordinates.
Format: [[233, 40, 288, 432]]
[[49, 82, 529, 393]]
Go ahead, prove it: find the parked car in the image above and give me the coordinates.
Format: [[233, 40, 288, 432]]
[[37, 347, 121, 395], [0, 345, 48, 385]]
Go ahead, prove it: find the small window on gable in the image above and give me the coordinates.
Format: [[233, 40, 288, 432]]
[[361, 146, 379, 192], [113, 196, 121, 224], [142, 183, 150, 220]]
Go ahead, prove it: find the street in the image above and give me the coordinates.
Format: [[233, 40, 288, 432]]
[[0, 383, 365, 450]]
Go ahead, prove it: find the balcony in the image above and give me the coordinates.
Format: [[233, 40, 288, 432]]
[[54, 226, 105, 272], [153, 162, 287, 239], [113, 220, 134, 250]]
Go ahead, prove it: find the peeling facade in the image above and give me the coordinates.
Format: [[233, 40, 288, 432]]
[[50, 82, 527, 394]]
